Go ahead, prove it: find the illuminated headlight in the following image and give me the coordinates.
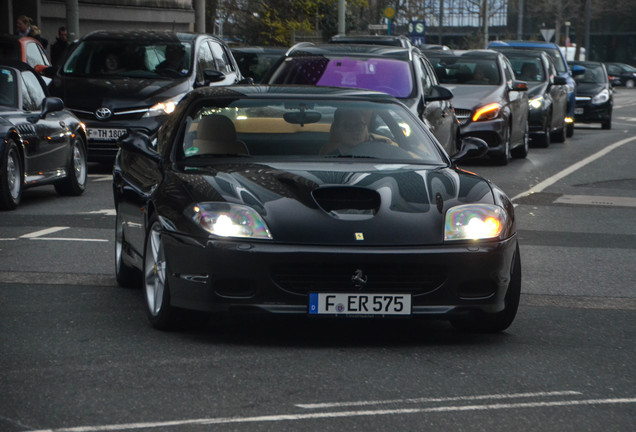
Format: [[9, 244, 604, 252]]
[[444, 204, 508, 241], [144, 94, 184, 117], [591, 89, 610, 105], [472, 103, 501, 122], [529, 96, 544, 109], [185, 203, 272, 240]]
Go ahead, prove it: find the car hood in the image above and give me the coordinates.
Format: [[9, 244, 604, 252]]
[[575, 83, 607, 97], [439, 85, 502, 110], [50, 76, 191, 111], [161, 162, 495, 246]]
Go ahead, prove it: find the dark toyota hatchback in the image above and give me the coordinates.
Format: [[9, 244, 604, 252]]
[[569, 61, 613, 129], [113, 85, 521, 333], [46, 30, 246, 163]]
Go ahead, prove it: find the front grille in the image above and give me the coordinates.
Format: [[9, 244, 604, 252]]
[[69, 108, 147, 121], [271, 263, 446, 296], [454, 108, 472, 125]]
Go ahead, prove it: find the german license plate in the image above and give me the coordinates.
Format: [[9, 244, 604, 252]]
[[574, 108, 584, 115], [87, 128, 127, 141], [308, 293, 411, 316]]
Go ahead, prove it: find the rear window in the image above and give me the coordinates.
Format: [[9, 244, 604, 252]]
[[267, 56, 414, 98]]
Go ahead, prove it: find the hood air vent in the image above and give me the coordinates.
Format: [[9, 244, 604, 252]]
[[312, 186, 381, 219]]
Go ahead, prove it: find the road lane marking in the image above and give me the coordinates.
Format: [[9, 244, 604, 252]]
[[28, 237, 108, 242], [23, 396, 636, 432], [88, 175, 113, 182], [20, 227, 69, 238], [554, 195, 636, 208], [83, 209, 116, 216], [296, 390, 582, 409], [511, 135, 636, 202]]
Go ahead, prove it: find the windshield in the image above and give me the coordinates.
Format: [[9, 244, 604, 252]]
[[62, 40, 192, 78], [508, 56, 545, 82], [267, 56, 415, 98], [543, 48, 567, 74], [573, 63, 607, 84], [428, 57, 501, 85], [176, 98, 445, 164]]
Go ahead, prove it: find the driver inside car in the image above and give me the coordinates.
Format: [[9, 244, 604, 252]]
[[320, 108, 387, 155]]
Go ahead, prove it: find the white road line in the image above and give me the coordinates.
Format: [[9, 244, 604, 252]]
[[23, 397, 636, 432], [88, 175, 113, 182], [296, 390, 581, 409], [20, 227, 69, 239], [83, 209, 116, 216], [28, 237, 109, 242], [512, 135, 636, 201]]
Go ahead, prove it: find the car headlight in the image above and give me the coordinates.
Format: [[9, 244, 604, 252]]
[[529, 96, 544, 109], [444, 204, 508, 241], [185, 203, 272, 240], [472, 103, 501, 122], [591, 88, 610, 105], [143, 94, 185, 118]]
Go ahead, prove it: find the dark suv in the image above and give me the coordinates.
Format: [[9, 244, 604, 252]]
[[46, 30, 246, 163], [263, 43, 460, 156]]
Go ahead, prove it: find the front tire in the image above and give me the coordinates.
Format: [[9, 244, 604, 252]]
[[0, 139, 22, 210], [144, 219, 177, 330], [566, 122, 574, 138], [511, 121, 529, 158], [55, 135, 87, 196], [451, 243, 522, 333]]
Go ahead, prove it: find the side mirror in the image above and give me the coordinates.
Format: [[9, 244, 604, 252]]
[[451, 137, 488, 164], [118, 130, 162, 163], [203, 70, 226, 84], [38, 65, 60, 79], [552, 76, 567, 86], [425, 84, 454, 102], [237, 77, 255, 85], [510, 80, 528, 91], [40, 97, 64, 119], [570, 65, 586, 76]]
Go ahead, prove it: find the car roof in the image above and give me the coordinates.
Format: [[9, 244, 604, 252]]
[[287, 43, 412, 60], [489, 40, 559, 49], [185, 84, 400, 101], [232, 46, 287, 53], [0, 59, 38, 72], [329, 34, 412, 47], [79, 30, 209, 44]]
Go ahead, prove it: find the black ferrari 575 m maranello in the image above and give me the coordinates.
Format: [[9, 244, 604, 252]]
[[1, 60, 87, 210], [113, 85, 521, 333]]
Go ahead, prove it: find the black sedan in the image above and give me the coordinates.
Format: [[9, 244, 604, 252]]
[[1, 60, 87, 210], [499, 49, 569, 147], [263, 43, 460, 157], [605, 62, 636, 88], [569, 61, 613, 129], [113, 85, 521, 333], [427, 50, 529, 164], [45, 30, 247, 163]]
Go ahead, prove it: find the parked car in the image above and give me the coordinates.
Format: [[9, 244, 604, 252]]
[[604, 62, 636, 88], [0, 60, 87, 210], [231, 46, 286, 83], [0, 34, 51, 70], [498, 48, 569, 147], [426, 49, 529, 164], [329, 34, 413, 48], [263, 43, 460, 156], [45, 30, 247, 163], [569, 61, 613, 129], [113, 85, 521, 333], [488, 40, 585, 138]]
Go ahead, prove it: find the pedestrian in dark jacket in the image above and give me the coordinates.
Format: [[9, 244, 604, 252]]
[[50, 26, 69, 66], [15, 15, 48, 49]]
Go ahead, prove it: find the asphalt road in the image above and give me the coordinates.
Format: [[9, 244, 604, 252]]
[[1, 90, 635, 432]]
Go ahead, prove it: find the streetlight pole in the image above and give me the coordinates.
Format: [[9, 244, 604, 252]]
[[66, 0, 80, 41], [338, 0, 345, 36], [564, 21, 570, 61]]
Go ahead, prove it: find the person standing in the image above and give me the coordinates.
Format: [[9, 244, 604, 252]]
[[50, 26, 69, 66], [15, 15, 48, 49]]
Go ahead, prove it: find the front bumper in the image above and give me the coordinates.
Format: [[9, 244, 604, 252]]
[[161, 231, 519, 319], [574, 99, 612, 124], [459, 117, 507, 156], [70, 114, 167, 163]]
